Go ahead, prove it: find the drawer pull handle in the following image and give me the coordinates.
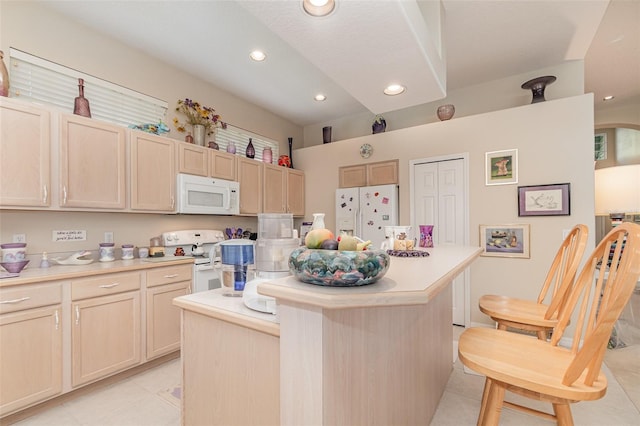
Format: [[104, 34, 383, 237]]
[[99, 283, 120, 288], [55, 310, 60, 330], [75, 305, 80, 325], [0, 297, 31, 304], [164, 274, 179, 278]]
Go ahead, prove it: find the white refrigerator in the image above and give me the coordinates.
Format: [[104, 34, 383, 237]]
[[335, 184, 399, 249]]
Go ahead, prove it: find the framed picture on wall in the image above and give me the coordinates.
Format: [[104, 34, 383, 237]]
[[485, 149, 518, 185], [518, 183, 571, 216], [479, 224, 530, 258]]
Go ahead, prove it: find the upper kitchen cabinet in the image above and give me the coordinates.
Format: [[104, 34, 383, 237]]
[[177, 142, 236, 181], [339, 159, 399, 188], [286, 168, 305, 216], [59, 114, 126, 209], [237, 157, 262, 216], [130, 131, 176, 212], [0, 97, 51, 208], [263, 163, 305, 216]]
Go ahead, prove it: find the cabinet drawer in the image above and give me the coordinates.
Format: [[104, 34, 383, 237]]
[[0, 283, 62, 314], [72, 272, 141, 300], [146, 264, 192, 287]]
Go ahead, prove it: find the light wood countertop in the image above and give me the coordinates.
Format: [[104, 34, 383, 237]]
[[0, 257, 194, 287], [258, 245, 482, 309]]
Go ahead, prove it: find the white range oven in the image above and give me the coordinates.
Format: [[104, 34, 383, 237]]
[[161, 229, 225, 293]]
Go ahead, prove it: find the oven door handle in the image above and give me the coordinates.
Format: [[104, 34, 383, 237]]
[[195, 264, 214, 272]]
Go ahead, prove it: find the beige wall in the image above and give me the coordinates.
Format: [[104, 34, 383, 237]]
[[294, 94, 596, 327], [0, 1, 303, 151]]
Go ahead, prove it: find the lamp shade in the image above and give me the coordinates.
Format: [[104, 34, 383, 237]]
[[594, 164, 640, 216]]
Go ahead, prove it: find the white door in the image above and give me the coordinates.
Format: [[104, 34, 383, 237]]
[[413, 158, 467, 325]]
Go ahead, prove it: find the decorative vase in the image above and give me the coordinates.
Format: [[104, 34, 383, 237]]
[[311, 213, 326, 230], [227, 141, 236, 154], [372, 117, 386, 134], [262, 146, 272, 164], [192, 124, 206, 146], [521, 75, 556, 103], [185, 132, 194, 144], [0, 50, 9, 97], [288, 137, 294, 168], [73, 78, 91, 118], [322, 126, 332, 144], [208, 141, 219, 150], [246, 138, 255, 158], [437, 104, 455, 121]]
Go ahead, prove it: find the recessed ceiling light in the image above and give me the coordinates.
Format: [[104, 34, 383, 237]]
[[384, 84, 406, 96], [249, 50, 266, 62], [603, 95, 614, 101], [314, 94, 326, 101], [303, 0, 335, 17]]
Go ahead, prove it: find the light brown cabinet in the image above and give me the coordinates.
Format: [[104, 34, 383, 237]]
[[0, 283, 62, 417], [130, 131, 175, 212], [59, 113, 127, 209], [145, 265, 191, 360], [210, 149, 236, 180], [177, 142, 236, 181], [262, 164, 305, 216], [237, 157, 263, 215], [0, 97, 51, 207], [339, 159, 399, 188], [71, 272, 141, 387]]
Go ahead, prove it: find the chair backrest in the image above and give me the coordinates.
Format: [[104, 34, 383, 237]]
[[547, 222, 640, 387], [537, 224, 589, 320]]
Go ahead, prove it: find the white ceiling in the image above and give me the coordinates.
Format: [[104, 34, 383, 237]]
[[40, 0, 638, 127]]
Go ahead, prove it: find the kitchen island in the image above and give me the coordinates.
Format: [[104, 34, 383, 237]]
[[174, 245, 481, 425]]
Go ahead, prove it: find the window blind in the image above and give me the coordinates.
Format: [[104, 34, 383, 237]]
[[8, 48, 167, 128], [216, 125, 280, 163]]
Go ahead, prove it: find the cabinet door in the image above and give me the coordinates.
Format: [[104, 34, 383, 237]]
[[0, 305, 62, 416], [287, 169, 305, 216], [210, 150, 236, 180], [338, 165, 367, 188], [367, 160, 398, 186], [71, 292, 141, 387], [130, 131, 175, 212], [0, 98, 51, 207], [263, 163, 286, 213], [178, 143, 208, 177], [146, 281, 190, 360], [237, 157, 262, 215], [59, 114, 126, 209]]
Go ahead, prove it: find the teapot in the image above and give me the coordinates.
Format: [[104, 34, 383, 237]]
[[191, 243, 205, 256]]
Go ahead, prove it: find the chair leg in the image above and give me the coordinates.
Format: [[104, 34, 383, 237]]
[[478, 378, 491, 424], [478, 379, 505, 426], [536, 329, 548, 340], [497, 323, 507, 331], [553, 403, 574, 426]]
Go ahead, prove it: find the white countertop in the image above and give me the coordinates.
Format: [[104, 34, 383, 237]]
[[258, 245, 482, 309]]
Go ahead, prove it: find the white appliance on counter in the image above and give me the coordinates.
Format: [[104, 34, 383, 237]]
[[161, 229, 225, 293], [176, 173, 239, 215], [336, 184, 399, 249]]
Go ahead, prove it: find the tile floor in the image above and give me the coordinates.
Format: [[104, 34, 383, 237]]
[[10, 327, 640, 426]]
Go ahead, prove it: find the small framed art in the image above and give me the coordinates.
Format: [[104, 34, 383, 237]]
[[485, 149, 518, 185], [518, 183, 570, 216], [479, 224, 530, 258]]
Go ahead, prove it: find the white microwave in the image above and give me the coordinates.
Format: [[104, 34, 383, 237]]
[[176, 174, 240, 215]]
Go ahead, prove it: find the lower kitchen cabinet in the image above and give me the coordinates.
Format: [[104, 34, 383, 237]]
[[0, 282, 63, 417], [0, 305, 62, 416], [146, 265, 191, 360], [71, 290, 141, 387]]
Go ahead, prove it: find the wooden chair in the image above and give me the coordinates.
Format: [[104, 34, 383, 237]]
[[458, 222, 640, 426], [479, 224, 588, 340]]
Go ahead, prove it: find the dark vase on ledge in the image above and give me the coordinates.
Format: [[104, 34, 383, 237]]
[[73, 78, 91, 118], [246, 138, 255, 159]]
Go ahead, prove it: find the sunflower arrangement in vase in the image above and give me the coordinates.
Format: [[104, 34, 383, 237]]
[[173, 98, 226, 145]]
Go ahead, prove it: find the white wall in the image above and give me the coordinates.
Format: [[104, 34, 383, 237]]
[[294, 94, 596, 326]]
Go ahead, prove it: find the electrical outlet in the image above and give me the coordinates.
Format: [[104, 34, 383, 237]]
[[104, 232, 114, 243], [13, 234, 26, 243]]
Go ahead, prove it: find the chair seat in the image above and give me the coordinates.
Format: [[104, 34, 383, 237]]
[[458, 327, 607, 402], [479, 294, 558, 329]]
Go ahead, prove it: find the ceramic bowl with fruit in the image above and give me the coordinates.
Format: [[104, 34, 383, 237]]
[[288, 229, 390, 287]]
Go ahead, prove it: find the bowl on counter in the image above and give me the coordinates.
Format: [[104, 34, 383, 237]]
[[288, 247, 390, 287], [1, 242, 27, 263], [0, 260, 30, 274]]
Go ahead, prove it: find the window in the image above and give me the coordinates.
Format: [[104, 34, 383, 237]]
[[216, 125, 279, 162], [594, 133, 607, 161], [8, 48, 167, 128]]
